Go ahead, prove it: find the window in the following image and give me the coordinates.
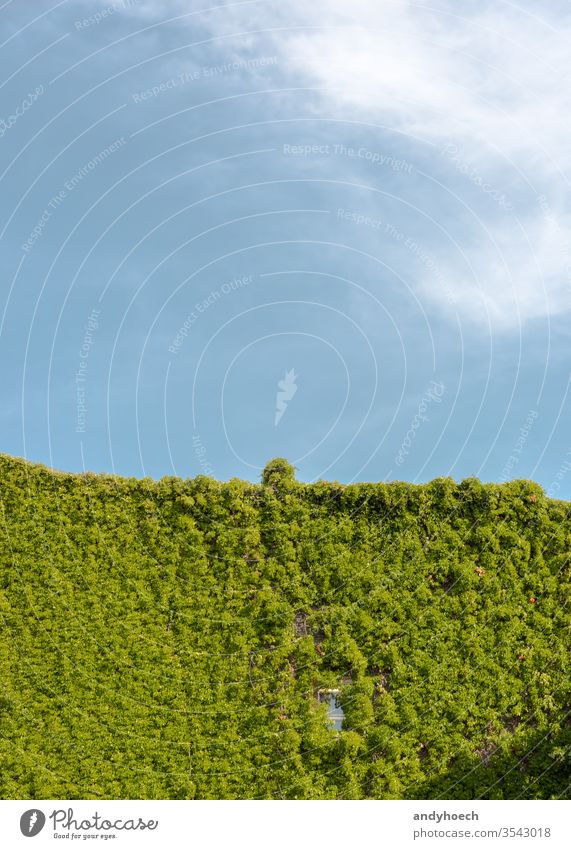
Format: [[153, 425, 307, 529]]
[[318, 689, 344, 731]]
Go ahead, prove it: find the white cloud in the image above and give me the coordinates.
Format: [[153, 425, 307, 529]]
[[151, 0, 571, 328], [137, 1, 571, 170], [429, 208, 571, 329]]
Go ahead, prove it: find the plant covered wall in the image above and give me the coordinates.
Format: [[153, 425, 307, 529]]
[[0, 454, 569, 799]]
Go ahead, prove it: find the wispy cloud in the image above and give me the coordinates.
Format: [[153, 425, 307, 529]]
[[428, 205, 571, 329], [188, 0, 571, 329]]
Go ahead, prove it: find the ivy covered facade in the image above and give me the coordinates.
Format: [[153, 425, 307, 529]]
[[0, 455, 569, 799]]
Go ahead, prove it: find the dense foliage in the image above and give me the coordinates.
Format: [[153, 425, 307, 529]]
[[0, 454, 570, 800]]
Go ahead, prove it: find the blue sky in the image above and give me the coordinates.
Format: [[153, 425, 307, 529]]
[[1, 0, 570, 495]]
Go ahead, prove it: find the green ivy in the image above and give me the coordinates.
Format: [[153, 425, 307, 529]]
[[0, 455, 569, 799]]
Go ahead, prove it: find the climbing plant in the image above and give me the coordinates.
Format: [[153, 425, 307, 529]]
[[0, 455, 569, 799]]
